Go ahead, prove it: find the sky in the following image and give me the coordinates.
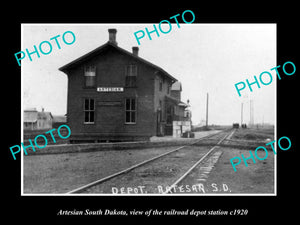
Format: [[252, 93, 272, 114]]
[[22, 24, 276, 125]]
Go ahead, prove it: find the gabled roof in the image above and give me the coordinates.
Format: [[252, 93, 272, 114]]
[[171, 81, 182, 91], [165, 96, 189, 108], [178, 101, 189, 108], [24, 109, 53, 122], [59, 42, 177, 82], [37, 111, 53, 120], [24, 110, 38, 123]]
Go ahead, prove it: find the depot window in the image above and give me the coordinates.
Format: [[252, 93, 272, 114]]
[[125, 65, 137, 87], [159, 79, 163, 91], [125, 98, 136, 124], [84, 98, 95, 124], [84, 65, 96, 87]]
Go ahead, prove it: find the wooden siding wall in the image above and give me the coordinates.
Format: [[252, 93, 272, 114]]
[[66, 48, 157, 141]]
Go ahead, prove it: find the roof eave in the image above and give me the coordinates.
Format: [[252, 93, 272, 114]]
[[58, 42, 178, 82], [59, 42, 111, 73]]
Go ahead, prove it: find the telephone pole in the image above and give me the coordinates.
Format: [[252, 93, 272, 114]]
[[206, 93, 209, 128], [249, 99, 254, 127], [241, 102, 243, 126]]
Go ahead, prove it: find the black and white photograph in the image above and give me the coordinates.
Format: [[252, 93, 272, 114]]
[[4, 5, 298, 224], [21, 24, 276, 195]]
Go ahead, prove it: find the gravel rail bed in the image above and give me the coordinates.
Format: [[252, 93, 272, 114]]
[[78, 145, 214, 194]]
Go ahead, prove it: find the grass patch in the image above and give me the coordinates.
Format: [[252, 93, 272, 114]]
[[232, 128, 274, 141]]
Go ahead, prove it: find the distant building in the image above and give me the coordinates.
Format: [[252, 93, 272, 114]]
[[24, 108, 38, 130], [52, 115, 67, 128], [59, 28, 191, 142], [170, 81, 182, 100], [23, 108, 53, 130]]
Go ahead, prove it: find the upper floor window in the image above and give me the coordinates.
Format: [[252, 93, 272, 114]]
[[125, 65, 137, 87], [159, 79, 163, 91], [84, 65, 96, 87]]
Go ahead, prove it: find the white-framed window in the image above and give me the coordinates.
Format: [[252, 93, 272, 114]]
[[125, 98, 136, 124]]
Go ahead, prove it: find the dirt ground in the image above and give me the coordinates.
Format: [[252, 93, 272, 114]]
[[231, 127, 274, 141], [23, 146, 177, 193], [203, 128, 275, 194], [80, 145, 214, 194], [23, 130, 220, 194], [203, 147, 275, 194], [23, 128, 275, 195]]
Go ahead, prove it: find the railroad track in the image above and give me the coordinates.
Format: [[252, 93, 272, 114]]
[[162, 129, 235, 194], [67, 129, 236, 194]]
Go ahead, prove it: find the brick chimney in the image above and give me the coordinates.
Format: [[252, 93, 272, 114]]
[[132, 46, 139, 56], [108, 29, 117, 45]]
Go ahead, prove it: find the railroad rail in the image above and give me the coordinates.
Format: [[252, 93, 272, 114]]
[[67, 129, 235, 194], [163, 129, 236, 194]]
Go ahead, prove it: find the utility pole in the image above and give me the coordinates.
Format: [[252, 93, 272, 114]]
[[241, 102, 243, 126], [249, 99, 252, 127], [249, 99, 254, 127], [206, 93, 209, 128]]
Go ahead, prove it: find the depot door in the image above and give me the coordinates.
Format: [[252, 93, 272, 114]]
[[156, 110, 164, 136]]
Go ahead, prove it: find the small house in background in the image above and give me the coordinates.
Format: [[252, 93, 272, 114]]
[[163, 81, 192, 136], [166, 81, 192, 138], [170, 81, 182, 100], [173, 102, 192, 138], [23, 108, 38, 130], [23, 108, 53, 130], [52, 115, 67, 128]]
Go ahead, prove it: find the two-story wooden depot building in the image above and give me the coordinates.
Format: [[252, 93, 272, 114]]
[[59, 29, 191, 143]]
